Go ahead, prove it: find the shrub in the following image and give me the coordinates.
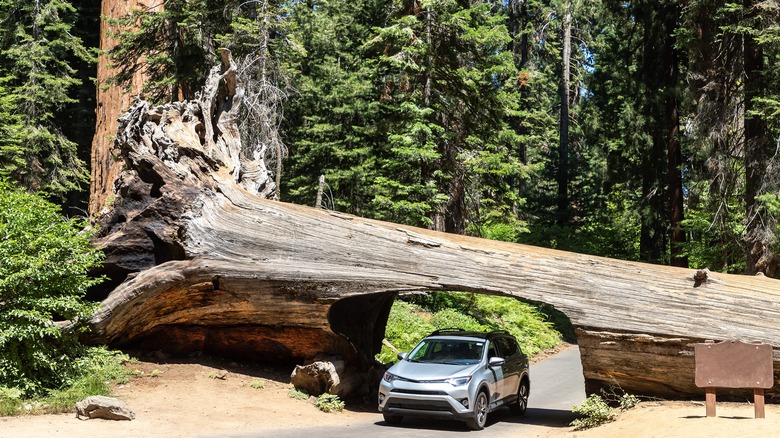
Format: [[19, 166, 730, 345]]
[[429, 309, 486, 332], [288, 387, 309, 400], [470, 294, 561, 356], [570, 391, 640, 430], [0, 386, 23, 416], [376, 301, 434, 363], [0, 183, 105, 397], [40, 347, 130, 414], [618, 392, 639, 410], [571, 394, 617, 430], [315, 393, 344, 412], [250, 380, 265, 389]]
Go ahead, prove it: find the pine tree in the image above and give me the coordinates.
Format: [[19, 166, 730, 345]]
[[367, 0, 524, 233], [681, 0, 780, 275], [107, 0, 234, 102], [0, 0, 92, 201], [282, 0, 385, 214]]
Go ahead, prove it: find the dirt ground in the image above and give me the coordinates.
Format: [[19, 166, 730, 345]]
[[1, 355, 778, 438]]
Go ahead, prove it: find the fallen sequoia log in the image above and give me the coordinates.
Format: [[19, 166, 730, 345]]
[[88, 50, 780, 400]]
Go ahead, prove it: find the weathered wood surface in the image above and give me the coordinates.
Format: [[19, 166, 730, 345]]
[[89, 53, 780, 399]]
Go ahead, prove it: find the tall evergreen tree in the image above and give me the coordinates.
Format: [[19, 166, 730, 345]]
[[367, 0, 523, 233], [681, 0, 780, 275], [282, 0, 385, 214], [107, 0, 235, 102], [0, 0, 92, 201]]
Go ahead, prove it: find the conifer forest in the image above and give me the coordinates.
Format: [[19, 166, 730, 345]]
[[2, 0, 780, 277]]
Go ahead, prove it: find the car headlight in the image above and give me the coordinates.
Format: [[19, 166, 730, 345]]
[[446, 376, 472, 386], [383, 372, 397, 383]]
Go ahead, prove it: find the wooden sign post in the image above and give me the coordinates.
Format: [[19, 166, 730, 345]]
[[694, 340, 774, 418]]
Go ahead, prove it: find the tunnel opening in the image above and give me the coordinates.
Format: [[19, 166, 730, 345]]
[[376, 290, 577, 365]]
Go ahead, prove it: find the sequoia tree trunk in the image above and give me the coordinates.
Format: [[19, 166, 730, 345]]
[[89, 53, 780, 401], [90, 0, 160, 217]]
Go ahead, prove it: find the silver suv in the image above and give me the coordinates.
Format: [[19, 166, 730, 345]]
[[378, 329, 530, 430]]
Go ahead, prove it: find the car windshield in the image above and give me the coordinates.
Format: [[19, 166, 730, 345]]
[[407, 339, 485, 365]]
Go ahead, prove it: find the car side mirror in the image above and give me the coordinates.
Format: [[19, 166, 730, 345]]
[[488, 357, 505, 367], [397, 352, 408, 361]]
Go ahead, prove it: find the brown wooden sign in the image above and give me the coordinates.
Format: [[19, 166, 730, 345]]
[[694, 340, 773, 388], [694, 340, 774, 418]]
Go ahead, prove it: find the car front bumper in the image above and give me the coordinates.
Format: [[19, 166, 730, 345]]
[[378, 379, 475, 420]]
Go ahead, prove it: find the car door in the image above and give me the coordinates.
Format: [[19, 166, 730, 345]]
[[495, 337, 521, 401], [486, 340, 505, 402]]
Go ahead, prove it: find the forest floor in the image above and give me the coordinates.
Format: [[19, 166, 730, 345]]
[[2, 353, 779, 438]]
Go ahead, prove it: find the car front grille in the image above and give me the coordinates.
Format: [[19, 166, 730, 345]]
[[390, 388, 449, 396], [387, 399, 453, 412]]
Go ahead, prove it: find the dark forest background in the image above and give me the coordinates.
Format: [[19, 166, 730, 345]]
[[2, 0, 780, 277]]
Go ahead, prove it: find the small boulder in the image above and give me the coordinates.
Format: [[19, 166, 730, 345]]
[[291, 360, 340, 396], [75, 396, 135, 421]]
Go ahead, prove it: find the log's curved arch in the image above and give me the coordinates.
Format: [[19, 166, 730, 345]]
[[89, 53, 780, 400], [90, 180, 780, 399]]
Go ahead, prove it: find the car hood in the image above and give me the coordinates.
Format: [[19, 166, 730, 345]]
[[388, 360, 480, 381]]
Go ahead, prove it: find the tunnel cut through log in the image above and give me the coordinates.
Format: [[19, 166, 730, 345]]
[[87, 52, 780, 400]]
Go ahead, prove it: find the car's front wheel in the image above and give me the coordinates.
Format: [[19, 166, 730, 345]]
[[383, 413, 403, 425], [509, 378, 529, 416], [466, 390, 489, 430]]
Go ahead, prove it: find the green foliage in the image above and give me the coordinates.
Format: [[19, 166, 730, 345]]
[[429, 309, 487, 333], [0, 183, 105, 396], [41, 347, 129, 414], [571, 390, 640, 430], [469, 294, 562, 356], [283, 0, 385, 212], [314, 393, 344, 413], [376, 301, 434, 363], [570, 394, 618, 430], [287, 386, 309, 400], [0, 386, 23, 416], [379, 293, 563, 364], [618, 392, 640, 410], [0, 347, 129, 416], [0, 0, 91, 200], [106, 0, 234, 102], [363, 0, 525, 232], [250, 380, 265, 390]]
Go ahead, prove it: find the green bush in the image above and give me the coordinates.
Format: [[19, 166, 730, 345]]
[[376, 301, 434, 363], [315, 393, 345, 412], [618, 392, 639, 410], [0, 386, 23, 416], [288, 387, 309, 400], [429, 309, 486, 332], [571, 394, 617, 430], [570, 392, 639, 430], [41, 348, 130, 414], [469, 294, 561, 356], [0, 183, 106, 397]]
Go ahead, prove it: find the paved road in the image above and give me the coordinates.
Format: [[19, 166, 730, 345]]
[[207, 346, 585, 438]]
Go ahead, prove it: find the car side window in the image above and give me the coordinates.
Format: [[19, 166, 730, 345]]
[[488, 341, 500, 358], [496, 337, 517, 358]]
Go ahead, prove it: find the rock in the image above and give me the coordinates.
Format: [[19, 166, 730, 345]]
[[291, 359, 342, 396], [75, 396, 135, 421]]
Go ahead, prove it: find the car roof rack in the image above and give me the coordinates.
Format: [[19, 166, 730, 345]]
[[430, 328, 465, 336], [489, 330, 510, 336]]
